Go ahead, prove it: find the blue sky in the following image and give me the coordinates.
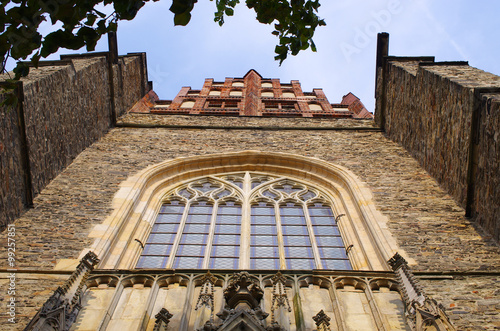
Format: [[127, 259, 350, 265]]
[[11, 0, 500, 112]]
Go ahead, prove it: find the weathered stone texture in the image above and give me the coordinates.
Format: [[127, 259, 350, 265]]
[[376, 59, 500, 241], [113, 54, 148, 117], [0, 272, 67, 330], [474, 94, 500, 240], [0, 94, 27, 231], [420, 276, 500, 330], [0, 54, 148, 230], [22, 57, 112, 198], [1, 116, 499, 328], [117, 113, 378, 129]]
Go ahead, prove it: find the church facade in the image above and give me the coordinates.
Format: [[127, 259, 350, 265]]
[[1, 34, 499, 330]]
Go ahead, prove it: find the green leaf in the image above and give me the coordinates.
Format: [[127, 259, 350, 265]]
[[13, 62, 29, 79], [174, 12, 191, 26]]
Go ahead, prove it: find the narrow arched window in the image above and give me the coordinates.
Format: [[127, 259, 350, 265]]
[[136, 172, 351, 270]]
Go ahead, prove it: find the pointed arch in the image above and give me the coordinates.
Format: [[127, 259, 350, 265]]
[[80, 151, 404, 271]]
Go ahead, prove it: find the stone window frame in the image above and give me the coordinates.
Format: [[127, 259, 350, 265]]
[[70, 151, 406, 271], [135, 172, 352, 270]]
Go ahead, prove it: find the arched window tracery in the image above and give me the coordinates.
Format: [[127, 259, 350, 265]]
[[136, 172, 351, 270]]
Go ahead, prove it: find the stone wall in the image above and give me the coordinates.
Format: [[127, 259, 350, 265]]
[[375, 57, 500, 242], [0, 115, 499, 329], [0, 53, 148, 230], [0, 92, 28, 232]]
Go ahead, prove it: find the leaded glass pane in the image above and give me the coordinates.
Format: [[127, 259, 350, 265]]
[[251, 246, 279, 257], [218, 206, 241, 214], [322, 259, 352, 270], [213, 234, 240, 245], [156, 213, 183, 223], [190, 206, 213, 214], [300, 191, 316, 200], [313, 226, 340, 236], [252, 207, 275, 215], [310, 216, 336, 226], [251, 215, 275, 224], [136, 256, 165, 269], [194, 182, 220, 193], [287, 259, 315, 269], [251, 235, 278, 246], [174, 256, 203, 269], [210, 258, 238, 269], [315, 236, 344, 247], [252, 225, 277, 235], [186, 213, 212, 223], [211, 245, 239, 257], [278, 184, 302, 194], [283, 236, 311, 246], [217, 214, 241, 224], [285, 246, 314, 258], [159, 204, 185, 214], [308, 207, 333, 216], [153, 223, 179, 233], [147, 233, 177, 244], [183, 223, 211, 233], [176, 245, 204, 256], [215, 224, 240, 234], [282, 225, 309, 236], [279, 207, 304, 216], [143, 244, 171, 256], [180, 233, 208, 244], [280, 216, 306, 225], [250, 258, 279, 269], [215, 189, 231, 199], [319, 247, 349, 259]]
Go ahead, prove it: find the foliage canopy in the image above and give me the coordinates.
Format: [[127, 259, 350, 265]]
[[1, 0, 325, 84]]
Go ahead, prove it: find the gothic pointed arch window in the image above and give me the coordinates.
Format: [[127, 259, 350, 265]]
[[136, 172, 351, 270]]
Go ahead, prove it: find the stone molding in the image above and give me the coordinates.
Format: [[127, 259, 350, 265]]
[[75, 151, 405, 271]]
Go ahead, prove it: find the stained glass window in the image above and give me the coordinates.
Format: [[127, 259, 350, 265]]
[[136, 173, 351, 270]]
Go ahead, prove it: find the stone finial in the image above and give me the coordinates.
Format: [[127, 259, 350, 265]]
[[223, 271, 264, 310], [312, 310, 331, 331], [270, 272, 292, 318], [25, 251, 100, 331], [388, 253, 455, 331], [153, 308, 173, 331]]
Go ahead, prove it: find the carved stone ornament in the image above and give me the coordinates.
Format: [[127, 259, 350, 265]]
[[223, 271, 265, 310], [199, 271, 272, 331], [153, 308, 173, 331], [388, 253, 455, 331], [312, 310, 331, 331], [24, 251, 100, 331]]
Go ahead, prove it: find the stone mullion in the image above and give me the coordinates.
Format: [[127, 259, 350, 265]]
[[303, 202, 323, 269], [328, 277, 347, 331], [202, 202, 219, 269], [240, 172, 251, 269], [165, 200, 192, 268], [179, 274, 196, 331], [363, 280, 389, 331], [98, 275, 125, 331], [140, 277, 160, 330], [275, 202, 287, 270]]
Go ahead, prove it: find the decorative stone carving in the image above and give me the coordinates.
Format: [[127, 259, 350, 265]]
[[312, 310, 331, 331], [24, 251, 100, 331], [268, 272, 291, 331], [223, 271, 265, 310], [196, 271, 218, 311], [153, 308, 173, 331], [194, 272, 218, 329], [388, 253, 455, 331], [200, 271, 270, 331]]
